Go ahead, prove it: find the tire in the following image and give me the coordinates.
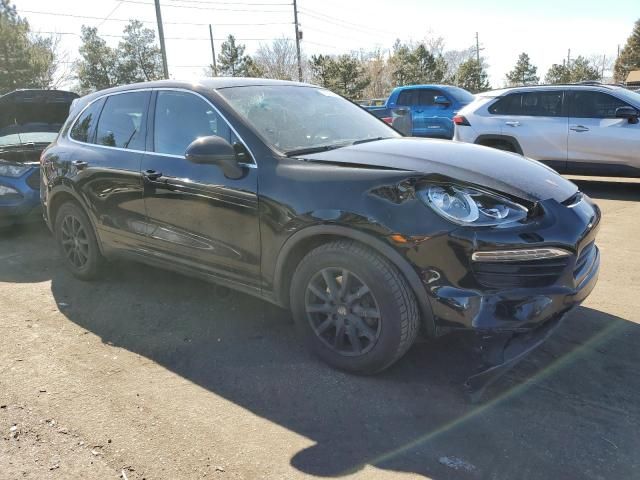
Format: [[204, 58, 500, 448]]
[[54, 202, 103, 280], [290, 239, 419, 374]]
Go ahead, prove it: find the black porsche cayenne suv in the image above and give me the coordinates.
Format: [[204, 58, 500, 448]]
[[41, 79, 600, 377]]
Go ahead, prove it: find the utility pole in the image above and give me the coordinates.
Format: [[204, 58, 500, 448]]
[[567, 48, 571, 67], [601, 54, 606, 82], [293, 0, 302, 81], [209, 24, 218, 76], [474, 32, 484, 91], [475, 32, 480, 65], [154, 0, 169, 79]]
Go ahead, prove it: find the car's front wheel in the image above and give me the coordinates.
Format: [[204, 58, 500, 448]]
[[54, 202, 103, 280], [290, 240, 419, 374]]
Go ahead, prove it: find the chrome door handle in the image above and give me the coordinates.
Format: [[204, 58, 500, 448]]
[[505, 121, 520, 127], [570, 125, 590, 132]]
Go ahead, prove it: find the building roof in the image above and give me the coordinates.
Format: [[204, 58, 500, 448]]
[[626, 70, 640, 84]]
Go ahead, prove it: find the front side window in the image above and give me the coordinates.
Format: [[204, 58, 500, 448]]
[[218, 85, 399, 153], [70, 98, 105, 143], [153, 90, 231, 156], [490, 91, 564, 117], [95, 92, 149, 150], [570, 91, 630, 118], [418, 89, 441, 106]]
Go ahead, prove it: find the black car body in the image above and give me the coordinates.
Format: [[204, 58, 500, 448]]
[[41, 79, 600, 381], [0, 89, 78, 227]]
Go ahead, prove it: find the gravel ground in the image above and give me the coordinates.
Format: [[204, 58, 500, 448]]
[[1, 177, 639, 480]]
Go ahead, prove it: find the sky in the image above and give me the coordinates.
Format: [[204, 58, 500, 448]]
[[12, 0, 640, 89]]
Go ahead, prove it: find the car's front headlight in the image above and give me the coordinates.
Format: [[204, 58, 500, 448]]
[[0, 161, 31, 178], [418, 184, 529, 227]]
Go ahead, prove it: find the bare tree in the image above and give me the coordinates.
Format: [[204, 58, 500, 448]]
[[254, 37, 299, 80]]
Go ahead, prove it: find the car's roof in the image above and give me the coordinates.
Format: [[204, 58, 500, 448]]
[[392, 84, 459, 91], [91, 77, 311, 94], [480, 83, 627, 97]]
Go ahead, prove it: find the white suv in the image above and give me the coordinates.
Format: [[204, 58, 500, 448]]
[[453, 84, 640, 177]]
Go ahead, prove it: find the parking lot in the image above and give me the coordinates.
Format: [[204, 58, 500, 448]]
[[1, 176, 639, 480]]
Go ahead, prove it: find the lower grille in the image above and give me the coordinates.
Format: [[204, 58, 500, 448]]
[[473, 257, 570, 288], [26, 169, 40, 190]]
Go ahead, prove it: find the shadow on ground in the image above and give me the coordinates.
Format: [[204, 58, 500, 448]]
[[1, 178, 639, 478]]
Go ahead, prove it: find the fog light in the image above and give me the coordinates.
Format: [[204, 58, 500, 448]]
[[472, 248, 571, 262]]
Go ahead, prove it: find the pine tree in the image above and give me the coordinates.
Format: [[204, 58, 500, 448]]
[[218, 35, 254, 77], [456, 58, 490, 93], [614, 19, 640, 83], [506, 53, 539, 86]]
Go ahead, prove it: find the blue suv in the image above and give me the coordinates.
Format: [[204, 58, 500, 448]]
[[0, 89, 78, 228], [365, 85, 475, 139]]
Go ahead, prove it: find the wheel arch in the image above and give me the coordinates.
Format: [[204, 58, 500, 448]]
[[474, 134, 523, 155], [272, 225, 436, 337]]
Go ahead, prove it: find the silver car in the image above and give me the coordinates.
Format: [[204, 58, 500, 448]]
[[453, 84, 640, 177]]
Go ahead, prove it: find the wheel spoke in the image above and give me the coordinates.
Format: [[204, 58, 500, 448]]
[[338, 269, 350, 299], [306, 303, 333, 314], [315, 315, 335, 334], [308, 283, 330, 303], [321, 270, 340, 301], [347, 325, 363, 353], [351, 316, 377, 340], [353, 305, 380, 319], [334, 318, 346, 349], [346, 285, 370, 304]]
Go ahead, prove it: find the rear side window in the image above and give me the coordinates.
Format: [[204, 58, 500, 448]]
[[95, 92, 149, 150], [569, 91, 630, 118], [70, 98, 105, 143], [490, 91, 564, 117], [153, 90, 231, 156], [396, 90, 418, 106]]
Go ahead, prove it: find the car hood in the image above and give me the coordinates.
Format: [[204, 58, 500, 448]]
[[0, 89, 78, 157], [299, 138, 578, 203]]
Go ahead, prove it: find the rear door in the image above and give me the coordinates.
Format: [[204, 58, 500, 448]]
[[567, 90, 640, 172], [489, 90, 568, 170], [141, 89, 261, 287], [396, 90, 423, 135], [69, 91, 150, 250]]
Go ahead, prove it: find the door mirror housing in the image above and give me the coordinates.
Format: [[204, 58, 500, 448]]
[[185, 135, 244, 179], [615, 106, 639, 124], [434, 95, 451, 106]]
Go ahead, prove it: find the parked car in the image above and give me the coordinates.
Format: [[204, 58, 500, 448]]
[[0, 89, 78, 228], [453, 83, 640, 177], [42, 79, 600, 381], [365, 85, 475, 139]]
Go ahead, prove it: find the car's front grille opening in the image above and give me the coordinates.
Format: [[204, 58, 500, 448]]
[[26, 170, 40, 191], [473, 257, 570, 288]]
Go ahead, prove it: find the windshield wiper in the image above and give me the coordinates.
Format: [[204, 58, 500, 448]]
[[350, 137, 390, 145], [285, 144, 347, 157]]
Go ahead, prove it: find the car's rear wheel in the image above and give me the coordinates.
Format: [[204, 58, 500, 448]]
[[54, 202, 103, 280], [290, 240, 419, 374]]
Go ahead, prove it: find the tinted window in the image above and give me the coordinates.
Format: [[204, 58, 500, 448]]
[[396, 90, 418, 106], [490, 91, 564, 117], [153, 90, 231, 156], [95, 92, 149, 149], [70, 98, 105, 143], [570, 91, 630, 118], [418, 89, 442, 106]]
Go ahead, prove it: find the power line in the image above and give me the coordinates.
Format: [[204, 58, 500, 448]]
[[299, 8, 397, 36], [120, 0, 291, 12], [37, 30, 285, 42], [21, 10, 293, 26], [97, 1, 123, 28]]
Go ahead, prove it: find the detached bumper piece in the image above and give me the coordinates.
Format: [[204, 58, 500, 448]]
[[464, 316, 564, 403]]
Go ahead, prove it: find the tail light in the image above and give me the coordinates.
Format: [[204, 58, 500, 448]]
[[381, 116, 393, 125], [453, 115, 470, 126]]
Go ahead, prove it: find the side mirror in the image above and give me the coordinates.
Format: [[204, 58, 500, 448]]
[[185, 135, 244, 179], [434, 95, 451, 106], [615, 106, 639, 124]]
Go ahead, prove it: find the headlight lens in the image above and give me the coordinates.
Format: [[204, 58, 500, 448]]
[[0, 162, 30, 178], [419, 185, 529, 226]]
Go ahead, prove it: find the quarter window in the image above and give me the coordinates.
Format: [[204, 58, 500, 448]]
[[490, 91, 564, 117], [95, 92, 149, 150], [70, 98, 105, 143], [569, 91, 630, 118], [153, 90, 231, 156]]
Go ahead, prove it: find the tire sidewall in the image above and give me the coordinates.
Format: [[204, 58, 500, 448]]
[[291, 246, 407, 374]]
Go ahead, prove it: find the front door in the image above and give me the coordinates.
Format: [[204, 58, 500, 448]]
[[568, 90, 640, 173], [141, 89, 261, 288]]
